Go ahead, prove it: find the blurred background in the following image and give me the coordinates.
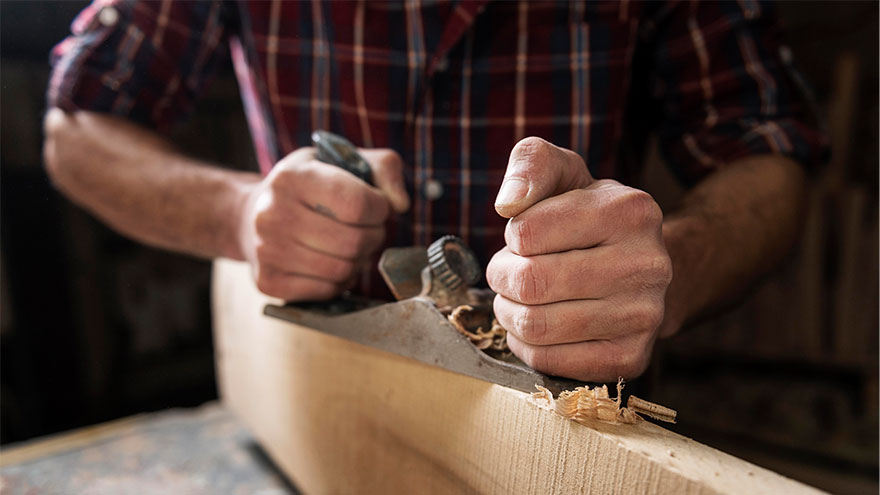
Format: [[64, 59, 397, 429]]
[[1, 1, 876, 493]]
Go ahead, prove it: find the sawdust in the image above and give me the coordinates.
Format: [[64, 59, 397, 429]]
[[529, 379, 676, 426]]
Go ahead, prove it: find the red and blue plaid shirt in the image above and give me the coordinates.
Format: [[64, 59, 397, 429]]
[[49, 0, 826, 268]]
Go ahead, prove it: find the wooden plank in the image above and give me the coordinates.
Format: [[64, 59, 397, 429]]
[[212, 259, 824, 495]]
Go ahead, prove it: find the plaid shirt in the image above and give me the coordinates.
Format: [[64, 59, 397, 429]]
[[49, 0, 826, 272]]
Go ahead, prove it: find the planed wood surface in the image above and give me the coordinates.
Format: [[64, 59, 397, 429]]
[[212, 259, 824, 495]]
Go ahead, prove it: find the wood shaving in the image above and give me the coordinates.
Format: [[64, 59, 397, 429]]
[[627, 395, 677, 423], [447, 305, 510, 358], [529, 378, 675, 426], [446, 300, 676, 426]]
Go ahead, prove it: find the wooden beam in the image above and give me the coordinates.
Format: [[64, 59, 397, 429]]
[[212, 259, 823, 494]]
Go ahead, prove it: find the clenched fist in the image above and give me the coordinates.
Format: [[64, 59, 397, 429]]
[[238, 147, 409, 301], [487, 137, 672, 382]]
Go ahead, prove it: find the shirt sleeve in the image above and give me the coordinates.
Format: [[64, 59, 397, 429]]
[[47, 0, 230, 132], [646, 0, 829, 185]]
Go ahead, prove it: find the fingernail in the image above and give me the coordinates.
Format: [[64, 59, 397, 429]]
[[495, 178, 529, 207]]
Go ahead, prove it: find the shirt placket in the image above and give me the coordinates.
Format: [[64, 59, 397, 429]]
[[408, 0, 488, 247]]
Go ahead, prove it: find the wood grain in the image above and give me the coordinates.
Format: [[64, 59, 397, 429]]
[[212, 259, 824, 494]]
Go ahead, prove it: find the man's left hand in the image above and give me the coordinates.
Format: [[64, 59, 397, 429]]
[[486, 137, 673, 382]]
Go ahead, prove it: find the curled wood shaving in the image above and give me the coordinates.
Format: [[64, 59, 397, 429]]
[[447, 305, 509, 356], [529, 378, 676, 426], [627, 395, 677, 424], [447, 301, 676, 425]]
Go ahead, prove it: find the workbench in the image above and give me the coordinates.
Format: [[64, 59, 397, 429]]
[[0, 402, 299, 494]]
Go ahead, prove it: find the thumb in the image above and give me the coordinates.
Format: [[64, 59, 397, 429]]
[[494, 137, 593, 218], [359, 148, 411, 214]]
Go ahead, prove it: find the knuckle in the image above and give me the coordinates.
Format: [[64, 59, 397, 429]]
[[514, 305, 548, 344], [651, 254, 674, 287], [268, 170, 291, 193], [614, 356, 640, 379], [253, 208, 273, 235], [605, 346, 649, 380], [519, 345, 548, 373], [485, 253, 505, 292], [636, 253, 673, 289], [271, 162, 308, 189], [632, 302, 665, 334], [511, 258, 542, 304], [376, 148, 404, 171], [298, 161, 322, 183], [512, 136, 551, 161], [620, 189, 662, 228], [507, 217, 538, 255], [509, 137, 552, 173], [622, 347, 651, 378], [279, 147, 315, 165], [518, 346, 538, 368]]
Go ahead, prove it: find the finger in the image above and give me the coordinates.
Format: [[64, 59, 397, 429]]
[[275, 159, 391, 226], [254, 238, 361, 283], [256, 199, 385, 260], [279, 146, 318, 163], [359, 148, 410, 213], [506, 333, 653, 382], [495, 137, 594, 219], [486, 246, 622, 305], [254, 266, 343, 301], [493, 293, 665, 346], [504, 182, 664, 256]]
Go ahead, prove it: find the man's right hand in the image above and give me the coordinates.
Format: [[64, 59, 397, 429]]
[[238, 147, 410, 301], [43, 110, 409, 301]]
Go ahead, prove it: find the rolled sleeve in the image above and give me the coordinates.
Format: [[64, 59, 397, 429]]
[[48, 0, 230, 132], [648, 0, 829, 185]]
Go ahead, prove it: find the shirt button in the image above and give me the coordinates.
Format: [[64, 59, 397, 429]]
[[778, 45, 793, 64], [435, 57, 449, 72], [99, 6, 119, 27], [424, 179, 444, 201]]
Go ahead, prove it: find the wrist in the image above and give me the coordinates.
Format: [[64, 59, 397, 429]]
[[223, 172, 261, 261], [657, 213, 712, 338]]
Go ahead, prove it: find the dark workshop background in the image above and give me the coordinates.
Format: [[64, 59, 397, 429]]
[[1, 1, 877, 493]]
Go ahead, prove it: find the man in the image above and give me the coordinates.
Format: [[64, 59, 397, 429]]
[[44, 1, 826, 382]]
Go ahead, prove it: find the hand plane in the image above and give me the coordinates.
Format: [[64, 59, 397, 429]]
[[264, 130, 585, 395], [264, 236, 586, 396]]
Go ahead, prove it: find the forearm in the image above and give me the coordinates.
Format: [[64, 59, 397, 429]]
[[659, 154, 807, 337], [43, 109, 259, 260]]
